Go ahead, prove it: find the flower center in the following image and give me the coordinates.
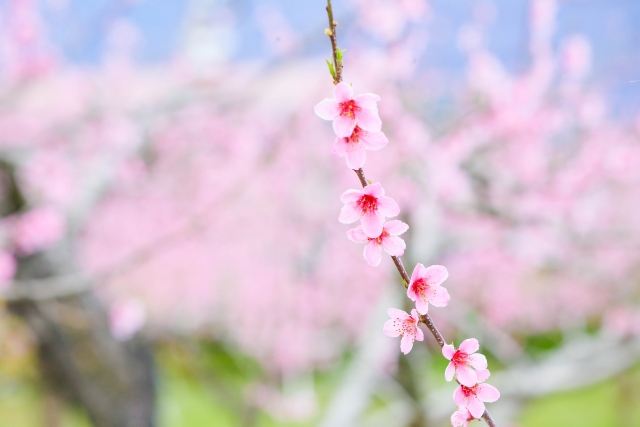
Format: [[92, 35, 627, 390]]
[[460, 384, 478, 398], [357, 194, 378, 215], [412, 278, 431, 299], [347, 126, 363, 144], [340, 99, 359, 118], [391, 316, 417, 336], [452, 350, 469, 367], [369, 229, 389, 245]]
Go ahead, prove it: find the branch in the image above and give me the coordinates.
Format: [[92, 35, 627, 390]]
[[323, 2, 497, 425]]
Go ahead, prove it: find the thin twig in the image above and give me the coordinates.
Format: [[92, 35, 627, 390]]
[[324, 1, 497, 425], [325, 0, 342, 84]]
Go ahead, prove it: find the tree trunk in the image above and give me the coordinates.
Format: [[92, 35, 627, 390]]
[[8, 244, 156, 427]]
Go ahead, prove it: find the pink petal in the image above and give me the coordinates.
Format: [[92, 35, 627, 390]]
[[354, 93, 381, 109], [339, 202, 361, 223], [414, 297, 429, 315], [410, 263, 425, 284], [361, 212, 384, 238], [345, 144, 366, 169], [359, 129, 388, 150], [442, 344, 456, 360], [428, 286, 450, 307], [469, 353, 488, 370], [346, 226, 368, 243], [445, 362, 456, 381], [382, 235, 406, 256], [477, 384, 500, 403], [406, 286, 417, 302], [387, 308, 409, 319], [354, 107, 382, 132], [424, 265, 449, 286], [467, 397, 486, 418], [457, 366, 478, 387], [410, 309, 420, 322], [314, 99, 340, 120], [476, 369, 491, 383], [383, 220, 409, 235], [364, 241, 383, 266], [334, 82, 353, 102], [415, 327, 424, 341], [400, 333, 415, 354], [377, 196, 400, 218], [362, 182, 384, 197], [453, 386, 466, 406], [340, 189, 362, 204], [451, 408, 471, 427], [383, 319, 400, 337], [332, 136, 348, 157], [334, 114, 357, 137], [459, 338, 480, 355]]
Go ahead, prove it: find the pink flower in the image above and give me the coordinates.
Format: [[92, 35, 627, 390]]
[[0, 251, 17, 290], [339, 183, 400, 238], [453, 369, 500, 418], [407, 264, 450, 314], [442, 338, 488, 387], [347, 220, 408, 266], [383, 308, 424, 354], [314, 82, 382, 137], [332, 125, 388, 169], [451, 407, 474, 427], [6, 207, 66, 256], [109, 299, 147, 341]]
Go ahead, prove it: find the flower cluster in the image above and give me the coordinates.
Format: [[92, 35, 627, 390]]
[[315, 80, 499, 425]]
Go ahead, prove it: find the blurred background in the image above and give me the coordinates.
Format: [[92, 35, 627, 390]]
[[0, 0, 639, 426]]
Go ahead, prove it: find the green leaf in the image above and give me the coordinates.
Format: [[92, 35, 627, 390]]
[[337, 48, 346, 63], [326, 59, 337, 80]]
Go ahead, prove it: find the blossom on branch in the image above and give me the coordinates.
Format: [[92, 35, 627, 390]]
[[383, 308, 424, 354], [453, 369, 500, 418], [407, 264, 450, 314], [451, 407, 475, 427], [339, 183, 400, 238], [442, 338, 488, 387], [347, 220, 408, 266], [332, 125, 388, 169], [314, 81, 382, 137]]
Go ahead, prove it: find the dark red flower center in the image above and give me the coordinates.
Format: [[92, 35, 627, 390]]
[[357, 194, 378, 214], [340, 99, 359, 118], [452, 350, 469, 367], [460, 384, 478, 398], [347, 126, 363, 143], [369, 229, 389, 245], [411, 278, 430, 295]]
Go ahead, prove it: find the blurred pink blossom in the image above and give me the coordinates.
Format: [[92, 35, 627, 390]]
[[6, 207, 65, 255], [109, 299, 146, 341]]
